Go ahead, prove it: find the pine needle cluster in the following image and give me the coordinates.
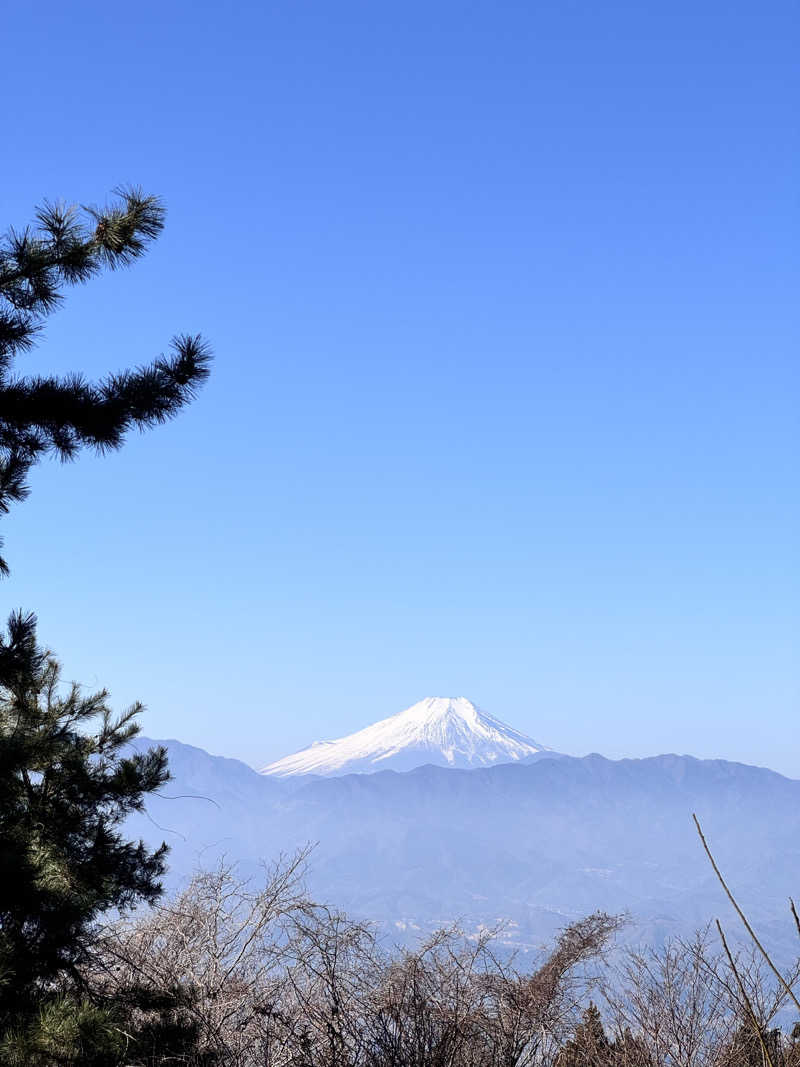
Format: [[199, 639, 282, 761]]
[[0, 186, 211, 573]]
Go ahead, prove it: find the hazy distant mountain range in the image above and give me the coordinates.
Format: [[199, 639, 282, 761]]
[[127, 698, 800, 962]]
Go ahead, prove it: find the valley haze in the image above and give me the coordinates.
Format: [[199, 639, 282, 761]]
[[130, 697, 800, 965]]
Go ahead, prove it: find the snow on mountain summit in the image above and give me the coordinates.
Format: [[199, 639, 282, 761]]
[[260, 697, 554, 777]]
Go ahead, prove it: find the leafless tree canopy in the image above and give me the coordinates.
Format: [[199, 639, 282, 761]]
[[83, 855, 800, 1067]]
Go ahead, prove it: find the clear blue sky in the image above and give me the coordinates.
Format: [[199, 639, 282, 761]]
[[3, 1, 798, 774]]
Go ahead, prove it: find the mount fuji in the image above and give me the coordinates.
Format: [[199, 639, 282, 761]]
[[260, 696, 556, 777]]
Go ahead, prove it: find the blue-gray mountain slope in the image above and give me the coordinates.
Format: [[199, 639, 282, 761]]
[[128, 739, 800, 957]]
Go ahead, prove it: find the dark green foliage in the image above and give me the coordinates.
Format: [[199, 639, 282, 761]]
[[556, 1005, 651, 1067], [556, 1002, 612, 1067], [0, 610, 169, 1028], [611, 1027, 650, 1066], [0, 184, 209, 1063], [101, 983, 207, 1067], [0, 997, 125, 1067], [718, 1022, 785, 1067], [0, 186, 210, 573]]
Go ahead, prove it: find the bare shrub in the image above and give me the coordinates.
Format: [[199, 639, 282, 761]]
[[281, 909, 621, 1067], [605, 931, 733, 1067], [84, 856, 622, 1067], [87, 850, 319, 1066], [602, 930, 800, 1067]]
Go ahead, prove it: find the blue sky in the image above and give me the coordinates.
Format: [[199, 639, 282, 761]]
[[3, 1, 798, 774]]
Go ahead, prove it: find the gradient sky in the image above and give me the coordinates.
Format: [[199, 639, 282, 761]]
[[2, 1, 798, 774]]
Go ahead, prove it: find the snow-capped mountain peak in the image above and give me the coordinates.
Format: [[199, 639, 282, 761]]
[[260, 696, 554, 777]]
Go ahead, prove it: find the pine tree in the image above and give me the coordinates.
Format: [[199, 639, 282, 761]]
[[719, 1021, 785, 1067], [556, 1002, 613, 1067], [0, 186, 210, 574], [0, 186, 209, 1062], [610, 1025, 650, 1067], [0, 610, 169, 1039]]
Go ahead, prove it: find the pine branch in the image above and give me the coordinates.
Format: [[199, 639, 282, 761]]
[[0, 187, 164, 297], [0, 187, 211, 574], [2, 335, 210, 454]]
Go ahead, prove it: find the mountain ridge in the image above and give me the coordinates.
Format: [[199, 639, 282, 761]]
[[129, 734, 800, 964]]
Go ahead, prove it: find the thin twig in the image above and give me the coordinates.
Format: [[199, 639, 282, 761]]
[[693, 814, 800, 1015], [716, 920, 774, 1067], [790, 899, 800, 942]]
